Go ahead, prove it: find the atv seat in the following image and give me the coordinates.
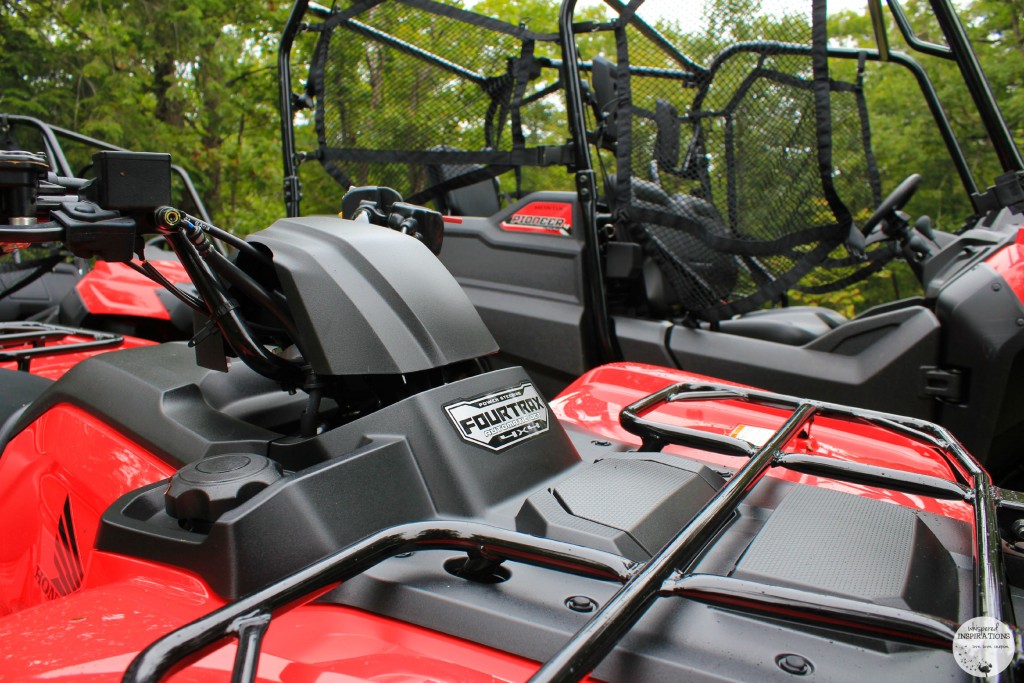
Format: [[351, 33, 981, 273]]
[[0, 368, 52, 446]]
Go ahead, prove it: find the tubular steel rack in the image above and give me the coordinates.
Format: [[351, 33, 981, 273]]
[[123, 380, 1021, 683], [0, 322, 123, 372]]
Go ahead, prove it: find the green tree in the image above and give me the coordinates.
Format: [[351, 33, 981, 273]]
[[0, 0, 286, 233], [808, 0, 1024, 312]]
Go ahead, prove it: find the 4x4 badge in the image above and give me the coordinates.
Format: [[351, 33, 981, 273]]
[[445, 382, 549, 451]]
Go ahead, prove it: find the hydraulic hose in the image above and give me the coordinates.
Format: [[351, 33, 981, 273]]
[[200, 241, 303, 347], [155, 207, 304, 385]]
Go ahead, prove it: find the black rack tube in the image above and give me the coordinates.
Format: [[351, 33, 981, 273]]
[[527, 402, 818, 683], [122, 521, 635, 683]]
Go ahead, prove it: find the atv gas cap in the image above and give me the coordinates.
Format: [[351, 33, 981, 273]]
[[775, 653, 813, 676], [164, 453, 283, 528]]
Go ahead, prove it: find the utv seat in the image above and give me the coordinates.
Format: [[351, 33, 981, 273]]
[[714, 307, 846, 345], [626, 178, 846, 346], [626, 177, 738, 311], [426, 145, 502, 217], [643, 258, 846, 345], [591, 54, 855, 347]]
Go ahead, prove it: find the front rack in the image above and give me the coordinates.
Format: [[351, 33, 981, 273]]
[[123, 381, 1020, 683], [0, 321, 123, 371]]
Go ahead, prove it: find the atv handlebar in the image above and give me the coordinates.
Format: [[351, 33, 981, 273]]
[[0, 222, 66, 245]]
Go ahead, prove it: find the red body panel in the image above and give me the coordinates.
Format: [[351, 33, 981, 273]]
[[0, 405, 563, 682], [75, 260, 191, 320], [0, 404, 177, 615], [0, 580, 550, 683], [986, 229, 1024, 304], [499, 202, 573, 236], [551, 362, 974, 523]]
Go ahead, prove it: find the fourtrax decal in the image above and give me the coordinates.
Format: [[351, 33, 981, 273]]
[[34, 496, 84, 600], [445, 382, 549, 451]]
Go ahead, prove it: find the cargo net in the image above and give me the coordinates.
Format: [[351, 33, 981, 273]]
[[576, 0, 892, 322], [305, 0, 570, 215]]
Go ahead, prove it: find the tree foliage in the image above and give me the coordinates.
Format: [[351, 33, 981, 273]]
[[828, 0, 1023, 227], [0, 0, 285, 231]]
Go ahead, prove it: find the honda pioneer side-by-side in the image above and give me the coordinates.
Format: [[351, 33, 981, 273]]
[[278, 0, 1024, 484]]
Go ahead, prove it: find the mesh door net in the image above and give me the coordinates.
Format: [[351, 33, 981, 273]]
[[305, 0, 571, 213], [573, 0, 892, 322]]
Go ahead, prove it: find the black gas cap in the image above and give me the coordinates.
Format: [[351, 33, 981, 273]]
[[165, 453, 282, 527]]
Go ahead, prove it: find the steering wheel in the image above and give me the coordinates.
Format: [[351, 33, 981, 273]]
[[860, 173, 921, 236]]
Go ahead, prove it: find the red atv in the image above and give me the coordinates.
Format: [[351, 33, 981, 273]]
[[0, 115, 207, 343], [0, 146, 1023, 681]]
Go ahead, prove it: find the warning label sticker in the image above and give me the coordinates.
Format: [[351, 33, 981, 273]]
[[445, 382, 549, 452], [729, 424, 775, 448]]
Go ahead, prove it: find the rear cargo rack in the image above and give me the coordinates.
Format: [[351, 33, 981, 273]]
[[0, 321, 123, 371], [123, 381, 1019, 683]]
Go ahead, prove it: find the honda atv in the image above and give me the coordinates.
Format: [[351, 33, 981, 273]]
[[277, 0, 1024, 485], [2, 138, 1024, 679], [0, 114, 208, 342]]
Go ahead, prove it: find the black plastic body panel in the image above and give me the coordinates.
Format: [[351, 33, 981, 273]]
[[268, 367, 580, 515], [251, 215, 497, 376], [612, 316, 679, 368], [326, 457, 973, 682], [98, 366, 581, 596], [328, 549, 969, 681], [8, 343, 294, 466], [934, 261, 1024, 481], [98, 435, 437, 597], [517, 455, 724, 560], [0, 262, 80, 320], [668, 306, 941, 418], [439, 192, 589, 395], [0, 368, 52, 442]]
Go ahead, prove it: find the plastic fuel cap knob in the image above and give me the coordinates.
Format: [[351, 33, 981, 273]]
[[164, 453, 283, 524]]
